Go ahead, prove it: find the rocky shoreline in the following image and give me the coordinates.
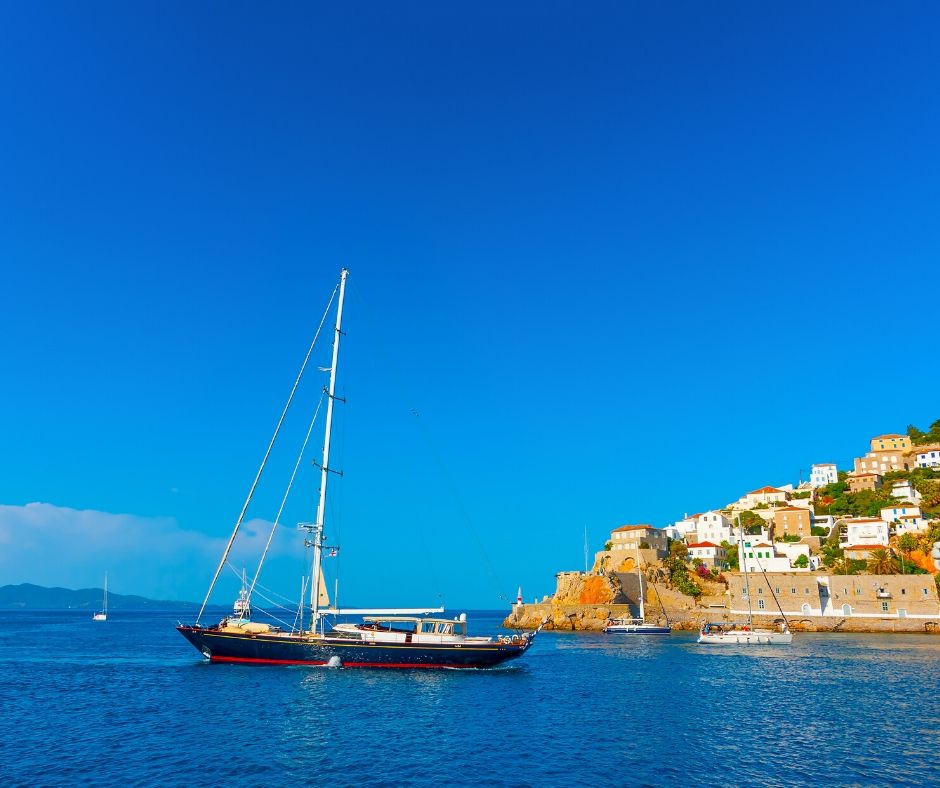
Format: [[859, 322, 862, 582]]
[[503, 601, 940, 634]]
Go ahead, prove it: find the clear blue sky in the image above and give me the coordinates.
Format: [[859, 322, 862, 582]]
[[1, 2, 938, 608]]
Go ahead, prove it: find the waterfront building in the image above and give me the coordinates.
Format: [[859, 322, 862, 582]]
[[914, 445, 940, 468], [847, 472, 883, 492], [773, 506, 814, 539], [810, 463, 838, 488], [726, 572, 939, 621], [738, 538, 809, 573], [608, 524, 668, 553], [840, 518, 889, 547], [686, 541, 726, 568]]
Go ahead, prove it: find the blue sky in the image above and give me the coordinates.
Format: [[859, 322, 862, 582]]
[[1, 2, 938, 609]]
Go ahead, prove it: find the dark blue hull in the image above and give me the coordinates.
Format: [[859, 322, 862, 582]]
[[177, 625, 532, 669]]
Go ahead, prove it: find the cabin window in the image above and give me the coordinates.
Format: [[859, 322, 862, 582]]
[[421, 622, 436, 634]]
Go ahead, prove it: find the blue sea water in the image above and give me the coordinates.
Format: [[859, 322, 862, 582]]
[[1, 610, 938, 787]]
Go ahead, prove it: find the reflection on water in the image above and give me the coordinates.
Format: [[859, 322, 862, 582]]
[[0, 610, 938, 787]]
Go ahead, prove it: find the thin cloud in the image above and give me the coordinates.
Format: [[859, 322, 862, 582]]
[[0, 502, 295, 602]]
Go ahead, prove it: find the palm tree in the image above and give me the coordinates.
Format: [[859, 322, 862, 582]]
[[867, 548, 899, 575]]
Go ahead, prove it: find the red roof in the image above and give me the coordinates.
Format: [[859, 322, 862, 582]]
[[872, 434, 905, 440], [775, 506, 809, 513], [687, 541, 720, 549], [611, 524, 653, 533], [747, 486, 786, 495], [850, 473, 881, 478], [845, 544, 888, 550]]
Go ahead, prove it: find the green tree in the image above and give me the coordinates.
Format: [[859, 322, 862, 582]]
[[867, 548, 899, 575], [670, 541, 688, 560], [793, 554, 809, 569], [897, 533, 918, 557], [720, 540, 739, 570], [908, 423, 928, 443], [738, 510, 766, 534]]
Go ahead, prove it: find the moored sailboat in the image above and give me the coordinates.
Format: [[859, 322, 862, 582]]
[[697, 521, 792, 645], [605, 544, 671, 634], [177, 269, 537, 668]]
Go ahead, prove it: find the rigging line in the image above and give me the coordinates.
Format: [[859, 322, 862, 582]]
[[247, 391, 326, 607], [225, 562, 297, 608], [195, 281, 339, 625]]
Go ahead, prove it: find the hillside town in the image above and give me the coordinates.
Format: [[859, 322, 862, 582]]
[[507, 421, 940, 632]]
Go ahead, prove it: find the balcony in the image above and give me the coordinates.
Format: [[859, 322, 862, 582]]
[[876, 589, 891, 599]]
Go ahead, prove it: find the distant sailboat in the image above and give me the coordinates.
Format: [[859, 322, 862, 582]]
[[93, 574, 108, 621]]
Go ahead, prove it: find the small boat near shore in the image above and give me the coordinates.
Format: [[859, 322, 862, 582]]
[[605, 544, 671, 635], [697, 521, 792, 645]]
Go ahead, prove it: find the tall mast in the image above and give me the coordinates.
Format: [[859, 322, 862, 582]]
[[310, 268, 348, 629], [738, 517, 752, 626], [635, 543, 644, 621]]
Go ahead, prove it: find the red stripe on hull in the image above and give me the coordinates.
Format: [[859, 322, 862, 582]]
[[210, 655, 476, 669]]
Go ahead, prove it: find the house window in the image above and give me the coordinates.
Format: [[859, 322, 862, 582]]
[[758, 600, 765, 610], [805, 588, 809, 594], [881, 601, 889, 612], [901, 589, 906, 596], [757, 588, 763, 595], [775, 587, 780, 594], [790, 588, 796, 594], [924, 589, 930, 596]]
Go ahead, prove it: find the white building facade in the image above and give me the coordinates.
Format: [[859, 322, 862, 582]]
[[810, 463, 838, 488]]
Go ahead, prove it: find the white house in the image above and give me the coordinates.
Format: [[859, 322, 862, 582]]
[[841, 518, 889, 547], [670, 515, 698, 542], [889, 480, 922, 505], [738, 539, 808, 573], [880, 505, 927, 535], [914, 446, 940, 468], [734, 486, 790, 510], [687, 541, 726, 568], [694, 511, 735, 545], [810, 463, 838, 488]]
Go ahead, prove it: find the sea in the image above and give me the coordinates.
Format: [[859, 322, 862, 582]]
[[1, 610, 938, 787]]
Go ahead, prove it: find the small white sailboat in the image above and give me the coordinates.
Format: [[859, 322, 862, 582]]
[[93, 573, 108, 621], [605, 544, 671, 634], [697, 521, 791, 645]]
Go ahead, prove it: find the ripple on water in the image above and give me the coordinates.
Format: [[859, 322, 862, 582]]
[[0, 613, 938, 787]]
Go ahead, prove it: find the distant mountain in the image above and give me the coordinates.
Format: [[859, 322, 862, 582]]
[[0, 583, 205, 611]]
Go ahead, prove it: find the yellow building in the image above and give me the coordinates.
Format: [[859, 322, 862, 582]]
[[847, 473, 883, 492], [870, 434, 912, 453]]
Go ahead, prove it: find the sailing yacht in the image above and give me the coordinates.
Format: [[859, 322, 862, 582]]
[[697, 522, 792, 645], [92, 573, 108, 621], [605, 544, 671, 634], [178, 269, 538, 668]]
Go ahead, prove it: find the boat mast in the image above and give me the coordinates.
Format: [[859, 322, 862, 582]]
[[738, 517, 753, 626], [103, 572, 108, 616], [635, 543, 645, 621], [310, 268, 348, 630]]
